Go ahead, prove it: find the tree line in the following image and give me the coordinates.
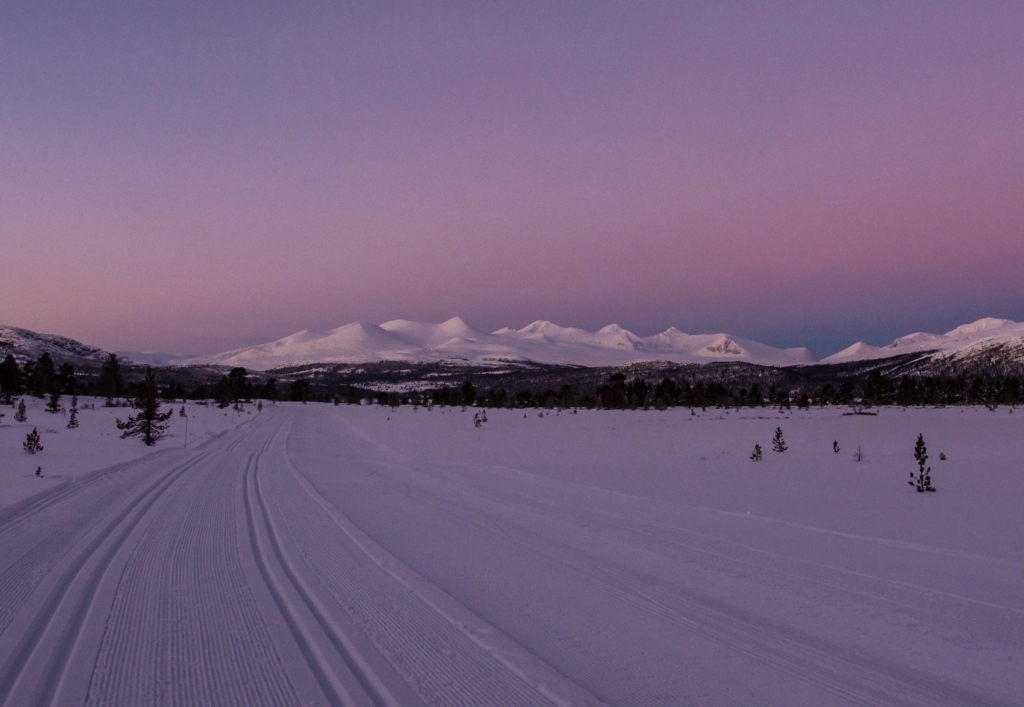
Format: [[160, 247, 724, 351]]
[[2, 353, 1022, 411]]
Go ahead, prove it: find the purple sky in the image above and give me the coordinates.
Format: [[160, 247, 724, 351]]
[[2, 1, 1022, 358]]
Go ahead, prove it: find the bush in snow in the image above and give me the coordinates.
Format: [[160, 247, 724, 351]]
[[852, 445, 865, 462], [750, 444, 763, 461], [23, 428, 43, 454], [910, 433, 935, 492], [771, 427, 787, 453], [14, 399, 27, 422]]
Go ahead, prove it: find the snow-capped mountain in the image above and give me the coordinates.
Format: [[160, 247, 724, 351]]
[[6, 316, 1023, 374], [0, 325, 110, 366], [181, 317, 817, 371], [820, 318, 1024, 365]]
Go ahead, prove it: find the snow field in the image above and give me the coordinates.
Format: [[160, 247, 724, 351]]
[[0, 401, 1021, 706], [0, 396, 268, 510]]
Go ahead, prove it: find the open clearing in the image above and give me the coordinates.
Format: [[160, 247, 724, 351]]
[[1, 399, 1022, 705]]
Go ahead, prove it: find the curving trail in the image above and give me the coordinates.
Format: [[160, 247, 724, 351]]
[[0, 404, 1021, 706]]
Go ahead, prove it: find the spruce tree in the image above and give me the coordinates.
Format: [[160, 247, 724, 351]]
[[750, 443, 763, 461], [116, 368, 172, 446], [14, 398, 27, 422], [23, 428, 43, 454], [772, 427, 787, 453], [910, 433, 935, 492], [67, 396, 79, 429]]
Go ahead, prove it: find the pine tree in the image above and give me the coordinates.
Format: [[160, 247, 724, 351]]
[[116, 368, 172, 446], [98, 353, 123, 405], [58, 362, 76, 395], [23, 428, 43, 454], [26, 353, 56, 398], [0, 354, 21, 402], [14, 399, 27, 422], [750, 443, 763, 461], [67, 396, 79, 429], [833, 440, 840, 454], [46, 389, 62, 414], [910, 433, 935, 492], [772, 427, 787, 453]]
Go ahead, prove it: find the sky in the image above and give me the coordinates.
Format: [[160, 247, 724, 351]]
[[2, 1, 1022, 358]]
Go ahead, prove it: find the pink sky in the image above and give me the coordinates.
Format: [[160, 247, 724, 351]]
[[2, 2, 1022, 357]]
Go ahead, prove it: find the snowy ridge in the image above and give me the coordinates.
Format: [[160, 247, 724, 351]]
[[820, 318, 1024, 364], [6, 316, 1024, 372], [182, 317, 818, 371], [0, 325, 109, 366]]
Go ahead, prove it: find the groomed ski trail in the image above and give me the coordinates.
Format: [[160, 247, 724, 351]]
[[0, 406, 602, 706]]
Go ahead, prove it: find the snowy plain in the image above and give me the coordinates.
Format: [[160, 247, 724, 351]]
[[0, 397, 1022, 705]]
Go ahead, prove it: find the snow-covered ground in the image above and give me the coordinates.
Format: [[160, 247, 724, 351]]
[[0, 400, 1021, 705], [0, 396, 260, 510]]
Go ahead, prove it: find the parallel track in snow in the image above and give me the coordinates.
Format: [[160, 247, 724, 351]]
[[0, 447, 217, 705], [242, 421, 406, 707], [3, 404, 1018, 706]]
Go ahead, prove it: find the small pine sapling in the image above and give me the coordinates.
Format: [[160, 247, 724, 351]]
[[46, 390, 62, 414], [833, 440, 840, 454], [939, 452, 946, 461], [14, 399, 27, 422], [257, 401, 263, 412], [750, 443, 763, 461], [771, 427, 787, 453], [852, 446, 865, 462], [910, 433, 935, 492], [23, 428, 44, 454], [35, 466, 42, 477], [179, 406, 186, 418]]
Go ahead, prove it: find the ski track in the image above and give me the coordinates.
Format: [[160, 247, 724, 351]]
[[268, 423, 577, 707], [1, 404, 1022, 705], [287, 407, 1022, 707]]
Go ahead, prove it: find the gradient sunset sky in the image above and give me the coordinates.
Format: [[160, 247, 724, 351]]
[[2, 1, 1022, 357]]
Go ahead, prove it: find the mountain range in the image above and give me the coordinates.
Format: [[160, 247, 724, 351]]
[[130, 318, 817, 370], [3, 317, 1024, 373]]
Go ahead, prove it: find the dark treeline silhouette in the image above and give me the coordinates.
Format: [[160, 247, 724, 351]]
[[333, 371, 1024, 411], [1, 352, 1022, 411]]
